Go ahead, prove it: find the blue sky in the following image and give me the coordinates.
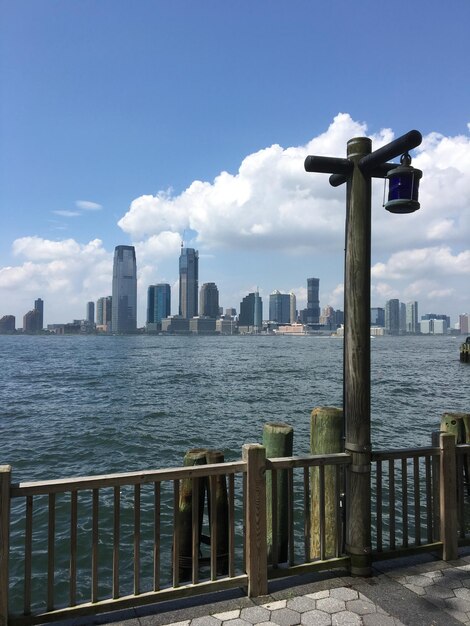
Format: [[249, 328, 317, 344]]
[[1, 0, 469, 326]]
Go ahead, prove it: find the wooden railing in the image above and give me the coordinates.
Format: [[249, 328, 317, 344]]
[[0, 446, 351, 626]]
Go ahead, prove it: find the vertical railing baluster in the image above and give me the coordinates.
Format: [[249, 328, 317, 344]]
[[319, 465, 325, 561], [242, 470, 247, 573], [431, 432, 441, 542], [271, 468, 278, 568], [92, 489, 99, 603], [413, 457, 421, 545], [210, 475, 217, 581], [401, 458, 408, 548], [113, 486, 120, 599], [288, 468, 294, 566], [303, 466, 310, 562], [153, 482, 160, 591], [389, 460, 395, 550], [376, 461, 382, 552], [425, 456, 433, 543], [70, 491, 78, 607], [173, 480, 180, 588], [0, 465, 11, 626], [191, 478, 199, 585], [134, 484, 141, 595], [24, 495, 33, 615], [335, 465, 341, 557], [47, 493, 56, 611], [228, 474, 235, 578]]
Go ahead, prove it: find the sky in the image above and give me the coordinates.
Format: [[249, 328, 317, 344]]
[[1, 0, 469, 327]]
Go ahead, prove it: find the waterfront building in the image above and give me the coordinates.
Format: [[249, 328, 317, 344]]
[[269, 290, 291, 324], [179, 247, 199, 319], [239, 291, 263, 330], [0, 315, 15, 333], [289, 292, 296, 323], [399, 302, 406, 334], [405, 301, 419, 334], [371, 307, 385, 327], [96, 296, 112, 329], [86, 301, 95, 325], [385, 299, 400, 335], [147, 283, 171, 325], [421, 313, 451, 327], [320, 305, 336, 329], [189, 317, 217, 334], [459, 314, 470, 334], [199, 282, 219, 318], [112, 245, 137, 333], [307, 277, 320, 324], [216, 318, 238, 334], [161, 316, 190, 334], [421, 318, 448, 335], [225, 307, 236, 318], [23, 309, 41, 332], [34, 298, 44, 330]]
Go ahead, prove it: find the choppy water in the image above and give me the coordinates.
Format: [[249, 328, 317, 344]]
[[1, 333, 468, 483]]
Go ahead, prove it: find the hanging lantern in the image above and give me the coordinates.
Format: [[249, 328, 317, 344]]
[[384, 152, 422, 214]]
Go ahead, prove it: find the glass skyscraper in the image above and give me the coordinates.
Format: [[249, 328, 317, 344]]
[[269, 290, 291, 324], [147, 283, 171, 323], [307, 277, 320, 324], [199, 282, 219, 318], [112, 245, 137, 333], [239, 291, 263, 329], [179, 247, 198, 319]]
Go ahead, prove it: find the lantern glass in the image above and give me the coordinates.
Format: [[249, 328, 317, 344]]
[[385, 154, 422, 214]]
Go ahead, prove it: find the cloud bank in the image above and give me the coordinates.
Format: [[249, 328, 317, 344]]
[[1, 114, 469, 325]]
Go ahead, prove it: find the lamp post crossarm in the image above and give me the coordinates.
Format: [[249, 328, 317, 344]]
[[304, 155, 353, 176], [359, 130, 422, 175], [329, 162, 400, 188]]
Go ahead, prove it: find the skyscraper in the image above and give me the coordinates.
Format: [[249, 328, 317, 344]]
[[112, 245, 137, 333], [86, 301, 95, 324], [269, 290, 291, 324], [179, 247, 198, 319], [199, 282, 219, 318], [405, 301, 419, 334], [307, 278, 320, 324], [147, 283, 171, 324], [289, 292, 296, 324], [385, 299, 400, 335], [96, 296, 112, 327], [34, 298, 44, 330], [239, 291, 263, 329]]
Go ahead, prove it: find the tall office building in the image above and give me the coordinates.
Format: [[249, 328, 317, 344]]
[[269, 290, 291, 324], [86, 301, 95, 324], [371, 307, 385, 327], [385, 299, 400, 335], [459, 314, 470, 335], [112, 246, 137, 333], [23, 309, 41, 332], [199, 282, 219, 318], [147, 283, 171, 323], [34, 298, 44, 330], [289, 292, 296, 324], [307, 278, 320, 324], [405, 301, 419, 334], [96, 296, 112, 327], [179, 247, 199, 319], [239, 291, 263, 329]]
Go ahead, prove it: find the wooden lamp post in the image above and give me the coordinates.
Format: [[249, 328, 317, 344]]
[[304, 130, 423, 575]]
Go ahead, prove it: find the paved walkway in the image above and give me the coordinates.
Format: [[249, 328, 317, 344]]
[[67, 550, 470, 626]]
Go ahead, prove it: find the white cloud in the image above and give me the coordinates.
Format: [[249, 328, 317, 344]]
[[52, 210, 81, 217], [75, 200, 103, 211]]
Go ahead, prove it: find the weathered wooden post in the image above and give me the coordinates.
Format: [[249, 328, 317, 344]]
[[176, 448, 207, 581], [440, 433, 458, 560], [242, 444, 268, 597], [262, 423, 293, 564], [206, 450, 229, 576], [0, 465, 11, 626], [310, 407, 343, 558]]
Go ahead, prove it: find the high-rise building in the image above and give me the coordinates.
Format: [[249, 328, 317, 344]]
[[179, 247, 199, 319], [0, 315, 15, 333], [199, 282, 219, 318], [405, 301, 419, 334], [239, 291, 263, 329], [147, 283, 171, 324], [385, 299, 400, 335], [399, 302, 406, 334], [112, 245, 137, 333], [86, 301, 95, 324], [23, 309, 41, 332], [307, 278, 320, 325], [269, 290, 291, 324], [371, 307, 385, 327], [96, 296, 112, 327], [34, 298, 44, 330], [289, 292, 296, 324], [459, 314, 470, 335]]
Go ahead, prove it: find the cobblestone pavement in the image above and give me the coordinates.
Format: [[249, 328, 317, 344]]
[[74, 551, 470, 626]]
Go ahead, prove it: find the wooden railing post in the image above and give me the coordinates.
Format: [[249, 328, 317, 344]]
[[242, 444, 268, 597], [0, 465, 11, 626], [440, 433, 458, 560]]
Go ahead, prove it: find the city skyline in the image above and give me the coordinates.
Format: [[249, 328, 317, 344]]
[[1, 3, 469, 326]]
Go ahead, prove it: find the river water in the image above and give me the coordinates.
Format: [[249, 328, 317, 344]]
[[1, 333, 468, 483]]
